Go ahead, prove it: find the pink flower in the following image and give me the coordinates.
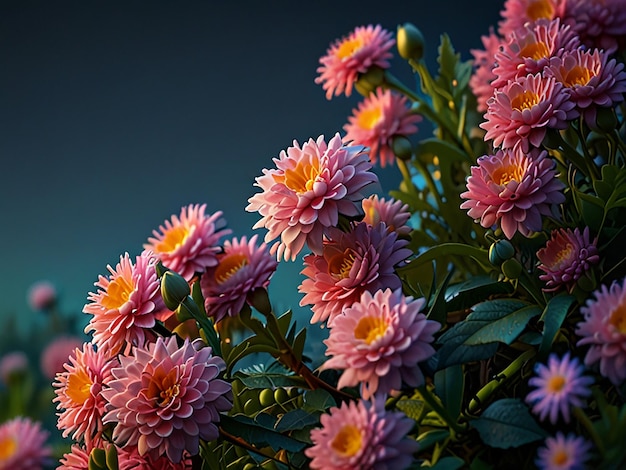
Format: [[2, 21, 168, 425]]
[[460, 148, 565, 239], [40, 335, 83, 380], [535, 432, 591, 470], [58, 444, 90, 470], [53, 342, 118, 446], [0, 351, 28, 385], [299, 222, 411, 326], [537, 226, 599, 292], [27, 280, 57, 311], [0, 417, 52, 470], [470, 29, 504, 113], [343, 88, 421, 168], [102, 336, 232, 463], [315, 25, 395, 100], [563, 0, 626, 53], [361, 194, 412, 237], [305, 397, 419, 470], [480, 73, 577, 154], [498, 0, 566, 38], [200, 234, 278, 323], [576, 276, 626, 385], [246, 133, 378, 261], [322, 288, 439, 399], [116, 446, 192, 470], [145, 204, 231, 281], [83, 251, 163, 357]]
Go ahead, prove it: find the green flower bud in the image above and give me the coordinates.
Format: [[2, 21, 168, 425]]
[[391, 135, 413, 161], [274, 387, 289, 405], [243, 398, 258, 416], [594, 106, 618, 132], [248, 287, 272, 316], [501, 258, 523, 280], [488, 239, 515, 266], [397, 23, 425, 61], [259, 388, 275, 407], [160, 270, 190, 311], [355, 66, 385, 96]]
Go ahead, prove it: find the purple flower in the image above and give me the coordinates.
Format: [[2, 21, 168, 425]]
[[535, 432, 592, 470]]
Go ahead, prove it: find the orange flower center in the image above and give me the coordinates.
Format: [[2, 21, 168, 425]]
[[562, 65, 594, 88], [547, 375, 566, 393], [331, 425, 362, 457], [66, 368, 93, 405], [553, 243, 574, 266], [526, 0, 554, 21], [492, 162, 525, 186], [552, 450, 569, 466], [354, 315, 388, 344], [156, 225, 189, 254], [101, 274, 135, 310], [215, 253, 248, 284], [511, 90, 540, 112], [336, 38, 363, 60], [328, 249, 356, 280], [277, 157, 321, 194], [609, 303, 626, 334], [520, 41, 550, 61], [357, 107, 383, 130], [147, 367, 181, 408], [0, 436, 17, 462]]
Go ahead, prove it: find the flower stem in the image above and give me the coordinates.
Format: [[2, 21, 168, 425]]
[[418, 385, 465, 436]]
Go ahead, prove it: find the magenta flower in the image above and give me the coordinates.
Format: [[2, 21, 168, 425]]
[[27, 280, 57, 311], [577, 276, 626, 385], [361, 194, 412, 237], [315, 24, 395, 100], [343, 88, 421, 168], [83, 251, 163, 357], [535, 432, 592, 470], [0, 417, 52, 470], [200, 234, 278, 323], [563, 0, 626, 53], [480, 73, 577, 154], [145, 204, 231, 281], [470, 29, 504, 113], [322, 288, 439, 399], [305, 397, 419, 469], [460, 148, 565, 239], [498, 0, 566, 38], [246, 133, 378, 261], [537, 226, 599, 292], [40, 335, 83, 380], [299, 222, 411, 326], [102, 336, 232, 463], [0, 351, 28, 385], [525, 352, 593, 424]]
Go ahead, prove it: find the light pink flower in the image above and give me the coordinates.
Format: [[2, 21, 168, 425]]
[[480, 73, 577, 154], [0, 351, 28, 385], [343, 88, 421, 168], [27, 280, 57, 311], [535, 432, 592, 470], [537, 226, 599, 292], [315, 25, 395, 100], [246, 133, 378, 261], [200, 234, 278, 323], [145, 204, 231, 281], [577, 276, 626, 385], [299, 222, 411, 326], [0, 417, 52, 470], [470, 29, 504, 113], [361, 194, 412, 237], [40, 335, 83, 380], [322, 288, 439, 399], [498, 0, 566, 38], [563, 0, 626, 53], [305, 397, 418, 470], [460, 148, 565, 239], [102, 336, 232, 463], [83, 251, 163, 357], [53, 342, 118, 446], [58, 444, 90, 470]]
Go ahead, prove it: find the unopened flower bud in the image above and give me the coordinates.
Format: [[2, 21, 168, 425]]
[[355, 66, 385, 96], [594, 106, 618, 133], [397, 23, 425, 61], [161, 270, 191, 311], [501, 258, 523, 280], [488, 239, 515, 266], [391, 135, 413, 160], [248, 287, 272, 316]]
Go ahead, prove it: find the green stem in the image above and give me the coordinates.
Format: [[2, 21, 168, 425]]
[[518, 268, 546, 308], [418, 385, 465, 436]]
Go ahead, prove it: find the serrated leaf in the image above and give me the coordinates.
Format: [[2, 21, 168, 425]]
[[396, 399, 425, 421], [438, 33, 459, 83], [220, 415, 307, 453], [463, 304, 541, 346], [302, 389, 336, 412], [275, 408, 320, 432], [538, 294, 575, 360]]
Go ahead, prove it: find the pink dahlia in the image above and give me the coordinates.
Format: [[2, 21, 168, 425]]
[[460, 148, 565, 239], [102, 336, 232, 463], [470, 29, 504, 113], [361, 194, 412, 237], [535, 432, 592, 470], [200, 234, 278, 323], [546, 48, 626, 128], [0, 351, 28, 385], [299, 221, 411, 326], [145, 204, 231, 281], [498, 0, 566, 38], [53, 342, 118, 446], [116, 446, 192, 470], [480, 73, 577, 154], [315, 24, 395, 100], [563, 0, 626, 53], [0, 417, 52, 470], [305, 397, 418, 469], [58, 444, 90, 470], [83, 251, 163, 357], [343, 88, 421, 168], [246, 133, 378, 261], [322, 288, 439, 399], [576, 276, 626, 385], [40, 335, 83, 380], [27, 280, 57, 311], [537, 226, 599, 292]]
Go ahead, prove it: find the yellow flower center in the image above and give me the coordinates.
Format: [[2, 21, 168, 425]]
[[552, 450, 569, 466], [147, 367, 181, 408], [609, 303, 626, 334], [66, 368, 93, 405], [492, 163, 525, 186], [0, 436, 17, 462], [336, 38, 363, 60], [354, 315, 388, 344], [101, 274, 135, 310], [276, 157, 321, 194], [214, 253, 248, 284], [328, 249, 356, 280], [357, 107, 383, 130], [553, 243, 574, 266], [547, 375, 566, 393], [156, 225, 189, 254], [526, 0, 554, 21], [331, 425, 362, 457], [562, 65, 594, 88], [520, 41, 550, 61], [511, 90, 540, 112]]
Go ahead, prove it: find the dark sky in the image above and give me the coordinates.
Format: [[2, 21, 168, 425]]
[[0, 1, 502, 334]]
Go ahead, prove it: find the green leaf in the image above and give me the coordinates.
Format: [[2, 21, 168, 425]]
[[538, 294, 575, 360], [416, 137, 471, 163], [302, 389, 336, 412], [220, 415, 307, 453], [445, 277, 513, 312], [434, 365, 464, 421], [291, 328, 307, 362], [427, 268, 455, 325], [430, 456, 465, 470], [417, 429, 450, 452], [471, 398, 547, 448], [396, 398, 425, 422], [276, 310, 293, 336], [235, 371, 307, 389], [275, 408, 320, 432], [463, 304, 541, 346]]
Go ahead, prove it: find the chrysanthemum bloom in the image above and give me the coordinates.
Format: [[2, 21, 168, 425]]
[[58, 444, 89, 470], [0, 351, 28, 385], [322, 288, 439, 399], [525, 352, 593, 424], [498, 0, 566, 38], [83, 251, 163, 357], [40, 335, 83, 380], [361, 194, 412, 237], [545, 48, 626, 129], [343, 88, 421, 168], [0, 417, 52, 470], [145, 204, 231, 281], [491, 18, 580, 90], [116, 446, 192, 470], [200, 234, 278, 323], [102, 336, 232, 463], [27, 280, 57, 311], [577, 276, 626, 385], [563, 0, 626, 53], [537, 226, 599, 292], [54, 342, 118, 446], [299, 222, 411, 326], [470, 29, 504, 113], [480, 73, 577, 154], [246, 133, 378, 261], [305, 398, 419, 469], [315, 24, 395, 100], [460, 148, 566, 239], [535, 432, 591, 470]]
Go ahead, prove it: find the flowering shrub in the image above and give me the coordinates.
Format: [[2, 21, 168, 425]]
[[25, 0, 626, 468]]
